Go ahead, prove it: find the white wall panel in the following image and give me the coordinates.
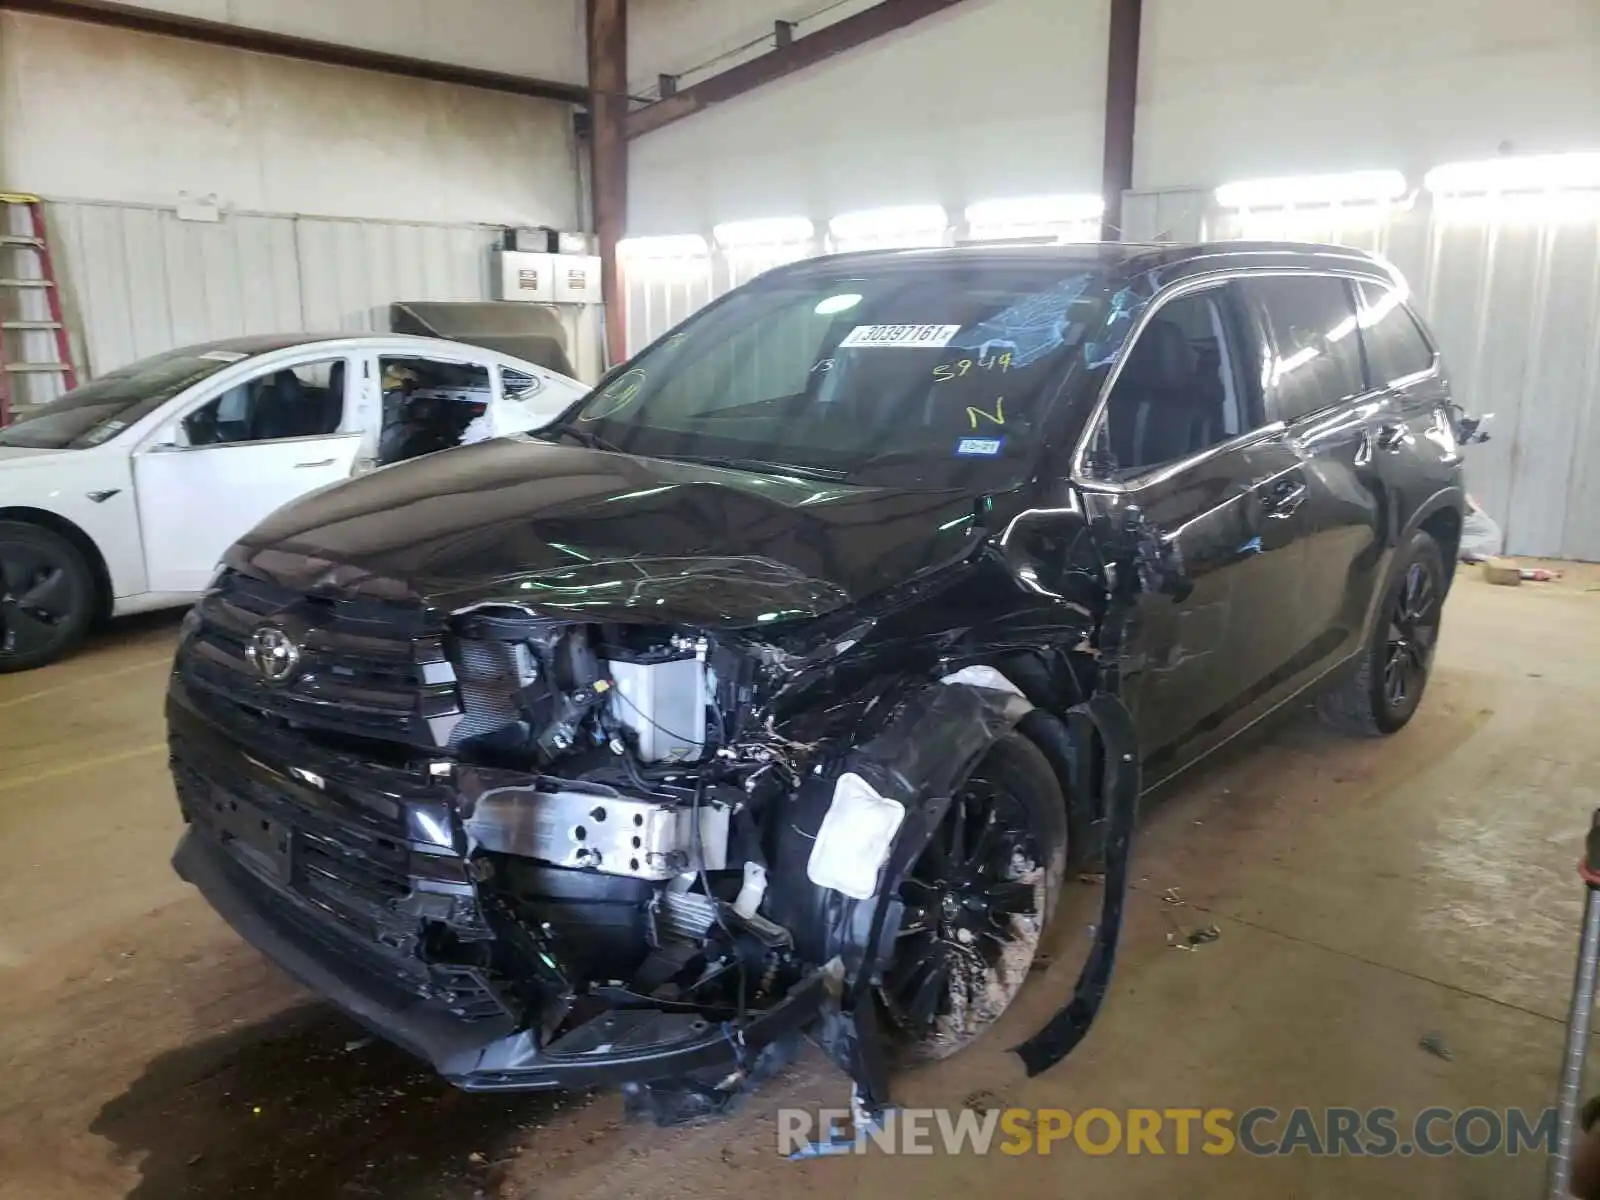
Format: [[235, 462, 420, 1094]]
[[99, 0, 585, 84], [626, 0, 1109, 236], [36, 202, 603, 391], [293, 218, 496, 331], [0, 13, 579, 227], [1138, 0, 1600, 190]]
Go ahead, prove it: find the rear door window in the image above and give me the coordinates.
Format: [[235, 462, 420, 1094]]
[[377, 357, 493, 465], [1243, 276, 1366, 423], [1357, 281, 1436, 388]]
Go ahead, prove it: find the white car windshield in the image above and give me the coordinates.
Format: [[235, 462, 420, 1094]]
[[0, 347, 248, 449]]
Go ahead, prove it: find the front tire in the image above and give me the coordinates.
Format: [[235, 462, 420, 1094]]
[[1317, 529, 1446, 737], [878, 733, 1067, 1062], [0, 521, 96, 673]]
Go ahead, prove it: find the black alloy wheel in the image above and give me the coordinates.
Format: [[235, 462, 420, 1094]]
[[1317, 528, 1447, 736], [0, 521, 95, 673], [1383, 558, 1441, 712], [879, 734, 1066, 1060]]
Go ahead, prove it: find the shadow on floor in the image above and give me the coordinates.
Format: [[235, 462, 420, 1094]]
[[91, 607, 189, 649], [90, 1002, 562, 1199]]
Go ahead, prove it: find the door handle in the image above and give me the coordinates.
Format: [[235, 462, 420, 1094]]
[[1375, 423, 1409, 452], [295, 458, 335, 469], [1260, 476, 1308, 518]]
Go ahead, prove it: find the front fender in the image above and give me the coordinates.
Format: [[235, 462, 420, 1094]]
[[1358, 483, 1466, 645], [766, 674, 1140, 1107]]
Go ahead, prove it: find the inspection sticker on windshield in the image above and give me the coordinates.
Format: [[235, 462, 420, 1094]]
[[839, 324, 961, 349], [198, 350, 248, 363], [956, 437, 1005, 457]]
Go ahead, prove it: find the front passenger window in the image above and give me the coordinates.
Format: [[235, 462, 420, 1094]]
[[183, 359, 346, 446], [1089, 287, 1256, 478]]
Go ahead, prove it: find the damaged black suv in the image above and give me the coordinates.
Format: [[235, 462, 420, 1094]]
[[168, 242, 1466, 1115]]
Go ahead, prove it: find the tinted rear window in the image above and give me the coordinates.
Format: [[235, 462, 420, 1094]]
[[1243, 275, 1366, 422], [1358, 281, 1436, 387]]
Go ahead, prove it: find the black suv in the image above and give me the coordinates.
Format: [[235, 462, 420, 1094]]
[[168, 242, 1465, 1114]]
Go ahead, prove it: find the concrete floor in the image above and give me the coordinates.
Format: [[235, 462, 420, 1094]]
[[1, 565, 1598, 1199]]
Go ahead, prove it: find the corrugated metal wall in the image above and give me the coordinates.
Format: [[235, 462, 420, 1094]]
[[4, 200, 603, 409], [1124, 191, 1600, 561]]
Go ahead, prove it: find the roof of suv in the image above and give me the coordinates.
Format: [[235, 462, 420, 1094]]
[[776, 240, 1400, 285]]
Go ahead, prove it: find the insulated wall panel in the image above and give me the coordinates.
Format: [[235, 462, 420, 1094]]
[[41, 201, 601, 386]]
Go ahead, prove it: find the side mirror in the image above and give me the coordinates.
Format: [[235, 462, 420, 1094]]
[[145, 420, 188, 452]]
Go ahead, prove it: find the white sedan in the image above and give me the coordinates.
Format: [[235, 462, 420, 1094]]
[[0, 332, 588, 671]]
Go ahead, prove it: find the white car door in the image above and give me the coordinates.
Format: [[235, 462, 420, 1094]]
[[133, 353, 362, 594]]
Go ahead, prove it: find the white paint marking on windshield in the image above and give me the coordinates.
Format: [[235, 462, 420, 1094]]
[[837, 324, 961, 349]]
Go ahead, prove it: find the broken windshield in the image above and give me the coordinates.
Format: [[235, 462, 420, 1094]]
[[551, 262, 1109, 489]]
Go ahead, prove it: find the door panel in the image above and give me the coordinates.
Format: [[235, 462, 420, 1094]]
[[1077, 278, 1313, 779], [1081, 431, 1306, 776], [134, 435, 362, 593], [1241, 275, 1396, 694], [134, 353, 358, 594]]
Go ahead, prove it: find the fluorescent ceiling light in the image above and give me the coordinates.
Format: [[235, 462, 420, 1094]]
[[1215, 170, 1407, 208], [829, 204, 948, 239], [1425, 152, 1600, 195], [814, 293, 862, 315], [617, 234, 709, 259], [965, 194, 1105, 226], [713, 216, 814, 247]]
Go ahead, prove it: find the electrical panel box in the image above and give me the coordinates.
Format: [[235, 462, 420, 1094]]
[[553, 254, 602, 304], [493, 251, 556, 303]]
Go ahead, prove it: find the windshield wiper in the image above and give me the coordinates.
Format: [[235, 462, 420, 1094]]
[[542, 423, 627, 454], [668, 454, 848, 482]]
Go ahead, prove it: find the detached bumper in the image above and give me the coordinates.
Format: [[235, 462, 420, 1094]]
[[175, 828, 829, 1093]]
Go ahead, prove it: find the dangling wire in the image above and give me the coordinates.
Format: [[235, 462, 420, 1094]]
[[694, 774, 747, 1028]]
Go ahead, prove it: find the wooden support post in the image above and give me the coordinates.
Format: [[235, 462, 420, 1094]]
[[1100, 0, 1142, 242], [587, 0, 628, 366]]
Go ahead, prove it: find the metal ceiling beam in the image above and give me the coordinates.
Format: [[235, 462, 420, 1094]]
[[0, 0, 589, 105], [625, 0, 970, 140], [587, 0, 628, 366], [1099, 0, 1143, 241]]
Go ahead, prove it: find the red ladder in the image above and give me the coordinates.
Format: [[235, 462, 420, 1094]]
[[0, 193, 77, 426]]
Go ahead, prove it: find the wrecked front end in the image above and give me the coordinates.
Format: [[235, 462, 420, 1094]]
[[169, 539, 1140, 1112]]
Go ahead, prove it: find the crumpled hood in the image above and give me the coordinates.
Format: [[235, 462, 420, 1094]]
[[229, 438, 985, 627]]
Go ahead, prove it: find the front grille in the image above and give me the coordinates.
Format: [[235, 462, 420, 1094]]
[[172, 737, 412, 939], [172, 729, 513, 1024], [183, 570, 463, 750]]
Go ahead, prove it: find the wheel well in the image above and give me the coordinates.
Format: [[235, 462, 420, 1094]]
[[0, 507, 114, 620], [1419, 505, 1463, 582]]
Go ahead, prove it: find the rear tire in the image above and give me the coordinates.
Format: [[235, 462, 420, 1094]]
[[0, 520, 96, 673], [878, 733, 1068, 1062], [1317, 529, 1446, 737]]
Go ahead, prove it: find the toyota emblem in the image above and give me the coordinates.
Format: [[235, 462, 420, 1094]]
[[245, 625, 301, 684]]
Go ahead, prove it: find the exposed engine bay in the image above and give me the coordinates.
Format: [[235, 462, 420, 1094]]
[[438, 615, 817, 1027]]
